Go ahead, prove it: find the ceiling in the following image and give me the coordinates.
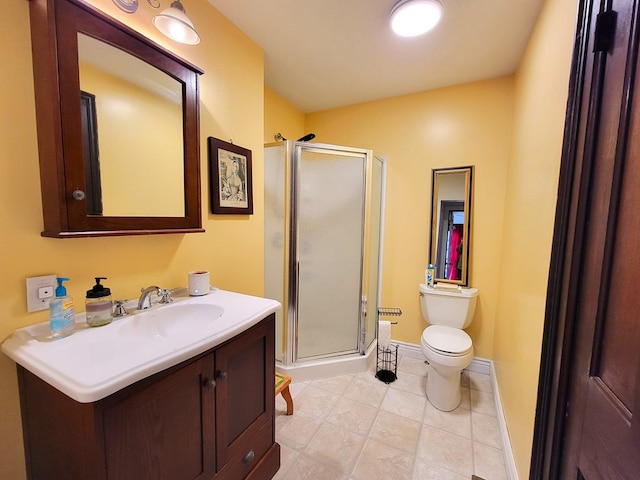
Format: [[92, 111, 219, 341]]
[[207, 0, 546, 113]]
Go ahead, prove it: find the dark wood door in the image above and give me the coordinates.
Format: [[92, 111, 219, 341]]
[[214, 315, 275, 477], [532, 0, 640, 478], [103, 356, 215, 480]]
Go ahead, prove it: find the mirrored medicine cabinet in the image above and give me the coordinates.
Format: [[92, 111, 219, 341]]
[[429, 166, 474, 286], [29, 0, 204, 237]]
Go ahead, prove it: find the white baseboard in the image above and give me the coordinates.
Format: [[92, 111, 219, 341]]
[[490, 361, 519, 480], [395, 339, 517, 479]]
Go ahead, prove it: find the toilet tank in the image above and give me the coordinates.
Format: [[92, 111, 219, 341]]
[[418, 284, 478, 329]]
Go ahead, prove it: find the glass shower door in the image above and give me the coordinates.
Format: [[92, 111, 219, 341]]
[[293, 145, 366, 361]]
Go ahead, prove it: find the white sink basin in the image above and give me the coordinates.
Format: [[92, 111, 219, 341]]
[[119, 303, 224, 340], [1, 288, 280, 403]]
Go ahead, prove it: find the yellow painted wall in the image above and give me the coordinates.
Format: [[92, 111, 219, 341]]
[[493, 0, 578, 476], [80, 62, 184, 216], [264, 86, 305, 144], [0, 1, 264, 478], [304, 78, 514, 359]]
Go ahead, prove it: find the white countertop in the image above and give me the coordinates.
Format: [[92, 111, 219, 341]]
[[1, 288, 280, 403]]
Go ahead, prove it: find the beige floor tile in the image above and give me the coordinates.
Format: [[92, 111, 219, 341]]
[[460, 371, 470, 388], [390, 370, 427, 397], [468, 371, 492, 393], [326, 396, 378, 436], [473, 442, 508, 480], [304, 423, 366, 474], [351, 439, 414, 480], [344, 375, 389, 408], [471, 410, 502, 449], [458, 386, 471, 410], [416, 424, 473, 477], [276, 413, 323, 451], [413, 458, 468, 480], [295, 385, 341, 418], [282, 453, 349, 480], [381, 388, 426, 422], [311, 374, 355, 395], [274, 356, 507, 479], [398, 355, 429, 376], [470, 389, 496, 416], [424, 401, 472, 439], [368, 410, 421, 454], [272, 443, 299, 480]]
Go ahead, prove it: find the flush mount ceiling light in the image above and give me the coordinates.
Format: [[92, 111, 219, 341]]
[[390, 0, 443, 37], [153, 0, 200, 45]]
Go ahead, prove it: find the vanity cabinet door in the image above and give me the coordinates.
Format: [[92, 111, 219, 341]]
[[103, 356, 216, 480], [214, 315, 276, 478]]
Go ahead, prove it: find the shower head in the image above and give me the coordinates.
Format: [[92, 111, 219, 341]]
[[297, 133, 316, 142], [274, 132, 286, 141]]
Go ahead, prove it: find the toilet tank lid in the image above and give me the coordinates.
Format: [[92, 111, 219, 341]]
[[419, 284, 478, 297]]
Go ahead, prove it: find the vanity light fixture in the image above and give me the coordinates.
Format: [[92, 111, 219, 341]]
[[390, 0, 443, 37], [153, 0, 201, 45]]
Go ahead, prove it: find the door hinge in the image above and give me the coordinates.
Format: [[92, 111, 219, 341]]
[[594, 10, 617, 53]]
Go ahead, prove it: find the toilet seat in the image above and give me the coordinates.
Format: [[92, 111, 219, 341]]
[[422, 325, 472, 357]]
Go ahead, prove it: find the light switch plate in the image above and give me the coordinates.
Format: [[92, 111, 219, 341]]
[[26, 275, 57, 312]]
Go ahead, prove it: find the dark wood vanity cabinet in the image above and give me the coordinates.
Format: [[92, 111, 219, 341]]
[[17, 315, 279, 480]]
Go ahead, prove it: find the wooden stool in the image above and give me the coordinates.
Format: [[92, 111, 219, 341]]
[[275, 373, 294, 415]]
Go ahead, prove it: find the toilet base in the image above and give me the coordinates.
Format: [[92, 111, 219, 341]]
[[426, 364, 463, 411]]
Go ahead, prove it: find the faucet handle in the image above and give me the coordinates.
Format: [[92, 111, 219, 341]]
[[158, 288, 174, 304], [113, 300, 129, 317]]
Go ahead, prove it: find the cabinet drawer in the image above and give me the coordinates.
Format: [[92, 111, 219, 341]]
[[217, 420, 273, 480]]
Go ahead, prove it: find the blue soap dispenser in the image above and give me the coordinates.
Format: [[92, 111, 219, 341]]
[[49, 277, 75, 339]]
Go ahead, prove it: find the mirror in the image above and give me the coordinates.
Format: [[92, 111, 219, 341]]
[[78, 34, 185, 217], [429, 166, 474, 286], [29, 0, 204, 237]]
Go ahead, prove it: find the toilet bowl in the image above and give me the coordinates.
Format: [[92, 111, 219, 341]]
[[418, 284, 478, 411]]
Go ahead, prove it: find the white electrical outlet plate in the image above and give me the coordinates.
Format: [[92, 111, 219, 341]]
[[26, 275, 57, 312]]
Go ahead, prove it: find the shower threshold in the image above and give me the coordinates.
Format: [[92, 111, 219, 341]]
[[276, 342, 376, 383]]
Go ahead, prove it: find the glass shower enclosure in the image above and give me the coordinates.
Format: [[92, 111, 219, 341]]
[[265, 141, 384, 370]]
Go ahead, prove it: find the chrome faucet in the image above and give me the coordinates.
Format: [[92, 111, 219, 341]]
[[137, 286, 174, 310], [137, 286, 160, 310]]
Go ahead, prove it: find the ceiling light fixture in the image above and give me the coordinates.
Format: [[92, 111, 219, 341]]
[[153, 0, 200, 45], [390, 0, 443, 37]]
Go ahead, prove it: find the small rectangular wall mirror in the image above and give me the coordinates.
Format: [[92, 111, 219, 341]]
[[429, 166, 474, 286]]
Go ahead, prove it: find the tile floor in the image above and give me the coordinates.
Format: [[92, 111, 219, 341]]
[[274, 355, 509, 480]]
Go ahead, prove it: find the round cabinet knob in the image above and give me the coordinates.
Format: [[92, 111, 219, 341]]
[[217, 371, 228, 380], [72, 190, 86, 201], [241, 449, 255, 467], [203, 378, 216, 390]]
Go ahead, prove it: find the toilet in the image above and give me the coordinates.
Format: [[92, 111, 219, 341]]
[[418, 284, 478, 411]]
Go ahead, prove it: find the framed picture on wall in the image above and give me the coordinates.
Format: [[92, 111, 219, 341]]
[[208, 137, 254, 215]]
